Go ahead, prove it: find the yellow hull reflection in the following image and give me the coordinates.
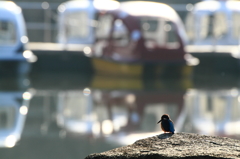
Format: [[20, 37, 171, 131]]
[[91, 75, 143, 90], [91, 75, 193, 90]]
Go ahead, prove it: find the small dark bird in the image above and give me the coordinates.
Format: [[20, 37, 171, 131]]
[[157, 114, 175, 134]]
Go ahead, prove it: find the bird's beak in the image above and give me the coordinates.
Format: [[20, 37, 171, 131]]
[[157, 120, 162, 124]]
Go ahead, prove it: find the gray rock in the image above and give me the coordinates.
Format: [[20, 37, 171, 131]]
[[85, 132, 240, 159]]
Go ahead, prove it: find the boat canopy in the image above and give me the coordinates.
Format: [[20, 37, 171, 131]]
[[118, 1, 188, 46], [120, 1, 181, 22], [185, 0, 240, 45], [0, 1, 27, 52]]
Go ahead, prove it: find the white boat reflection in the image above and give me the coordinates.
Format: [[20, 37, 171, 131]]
[[54, 76, 188, 145], [103, 87, 240, 145], [56, 89, 95, 135], [0, 90, 33, 148], [25, 74, 240, 148], [183, 88, 240, 138]]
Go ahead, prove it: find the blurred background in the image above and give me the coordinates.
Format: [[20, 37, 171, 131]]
[[1, 0, 240, 158]]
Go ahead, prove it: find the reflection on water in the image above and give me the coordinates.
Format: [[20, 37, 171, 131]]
[[0, 77, 32, 148], [183, 88, 240, 138], [0, 73, 240, 158]]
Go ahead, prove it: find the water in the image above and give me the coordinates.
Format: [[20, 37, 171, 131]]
[[0, 72, 240, 159]]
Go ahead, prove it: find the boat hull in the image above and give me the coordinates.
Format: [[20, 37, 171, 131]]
[[92, 58, 193, 78]]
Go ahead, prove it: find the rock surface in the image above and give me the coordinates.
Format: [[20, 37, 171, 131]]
[[85, 133, 240, 159]]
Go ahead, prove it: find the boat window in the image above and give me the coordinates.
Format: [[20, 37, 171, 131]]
[[112, 19, 129, 46], [64, 12, 89, 39], [141, 18, 179, 49], [0, 106, 16, 130], [232, 12, 240, 39], [96, 14, 113, 39], [0, 21, 16, 45], [199, 13, 227, 40], [141, 18, 164, 48], [141, 19, 158, 32], [164, 21, 180, 48]]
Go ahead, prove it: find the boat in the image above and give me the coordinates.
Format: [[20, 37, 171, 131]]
[[0, 1, 37, 75], [185, 0, 240, 46], [45, 0, 119, 73], [90, 1, 198, 78], [185, 0, 240, 73], [57, 0, 119, 45]]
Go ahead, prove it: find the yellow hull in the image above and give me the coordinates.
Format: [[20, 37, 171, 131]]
[[92, 58, 143, 77], [92, 58, 193, 78]]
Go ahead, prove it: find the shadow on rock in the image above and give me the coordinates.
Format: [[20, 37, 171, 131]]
[[157, 133, 174, 139]]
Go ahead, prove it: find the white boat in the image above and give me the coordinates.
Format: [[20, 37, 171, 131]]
[[57, 0, 119, 45], [185, 0, 240, 46], [0, 1, 37, 75]]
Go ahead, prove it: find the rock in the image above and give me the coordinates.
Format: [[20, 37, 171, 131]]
[[85, 132, 240, 159]]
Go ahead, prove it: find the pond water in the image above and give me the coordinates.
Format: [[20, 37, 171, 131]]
[[0, 71, 240, 159]]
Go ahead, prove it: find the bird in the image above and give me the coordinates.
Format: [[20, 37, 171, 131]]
[[157, 114, 175, 134]]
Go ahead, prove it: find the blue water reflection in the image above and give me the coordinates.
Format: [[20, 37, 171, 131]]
[[0, 73, 240, 158]]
